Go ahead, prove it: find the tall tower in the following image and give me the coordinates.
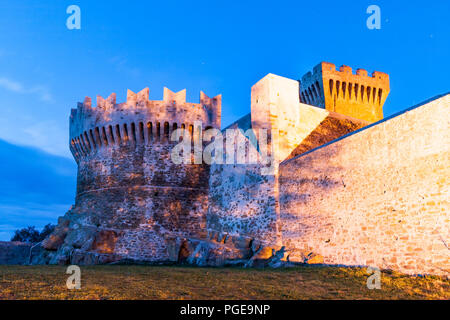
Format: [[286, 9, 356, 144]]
[[300, 62, 390, 123], [66, 87, 221, 263]]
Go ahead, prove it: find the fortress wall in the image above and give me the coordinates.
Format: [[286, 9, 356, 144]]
[[207, 114, 280, 247], [207, 161, 279, 247], [279, 94, 450, 276]]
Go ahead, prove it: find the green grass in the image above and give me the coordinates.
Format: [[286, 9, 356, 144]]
[[0, 265, 448, 300]]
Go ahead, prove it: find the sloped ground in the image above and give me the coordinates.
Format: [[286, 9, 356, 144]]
[[0, 265, 448, 300]]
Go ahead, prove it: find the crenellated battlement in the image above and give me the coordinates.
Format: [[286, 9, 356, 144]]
[[70, 87, 221, 119], [300, 61, 390, 123], [69, 87, 221, 162], [302, 62, 389, 82]]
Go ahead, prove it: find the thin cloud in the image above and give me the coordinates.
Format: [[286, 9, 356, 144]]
[[109, 56, 140, 77], [23, 121, 69, 157], [0, 76, 54, 102], [29, 85, 54, 102], [0, 77, 23, 92], [0, 114, 71, 159]]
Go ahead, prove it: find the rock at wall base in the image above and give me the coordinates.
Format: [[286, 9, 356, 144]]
[[304, 253, 324, 264], [42, 216, 71, 250]]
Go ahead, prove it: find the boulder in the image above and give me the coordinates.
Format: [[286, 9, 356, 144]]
[[42, 217, 70, 250], [71, 249, 120, 265], [267, 246, 287, 267], [64, 226, 96, 249], [304, 253, 324, 264]]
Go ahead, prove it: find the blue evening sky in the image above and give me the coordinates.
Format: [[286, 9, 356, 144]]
[[0, 0, 448, 239]]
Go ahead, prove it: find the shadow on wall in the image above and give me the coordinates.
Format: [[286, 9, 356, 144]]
[[279, 144, 345, 221], [207, 162, 278, 245]]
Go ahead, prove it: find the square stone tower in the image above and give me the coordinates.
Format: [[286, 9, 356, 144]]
[[300, 62, 390, 123]]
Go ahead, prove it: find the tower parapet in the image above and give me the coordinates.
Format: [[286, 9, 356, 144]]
[[69, 87, 221, 162], [300, 62, 390, 123]]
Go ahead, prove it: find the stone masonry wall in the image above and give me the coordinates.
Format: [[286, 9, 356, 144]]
[[207, 114, 280, 247], [279, 94, 450, 276], [74, 142, 210, 261]]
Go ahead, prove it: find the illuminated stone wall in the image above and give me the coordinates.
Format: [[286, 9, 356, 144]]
[[279, 94, 450, 276]]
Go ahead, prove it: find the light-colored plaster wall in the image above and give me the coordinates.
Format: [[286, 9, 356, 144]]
[[251, 74, 329, 167]]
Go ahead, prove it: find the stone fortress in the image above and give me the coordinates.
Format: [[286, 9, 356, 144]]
[[39, 62, 449, 277]]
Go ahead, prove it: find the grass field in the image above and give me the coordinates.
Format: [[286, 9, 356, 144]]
[[0, 265, 448, 300]]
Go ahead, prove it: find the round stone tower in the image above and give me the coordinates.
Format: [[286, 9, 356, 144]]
[[48, 87, 221, 264]]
